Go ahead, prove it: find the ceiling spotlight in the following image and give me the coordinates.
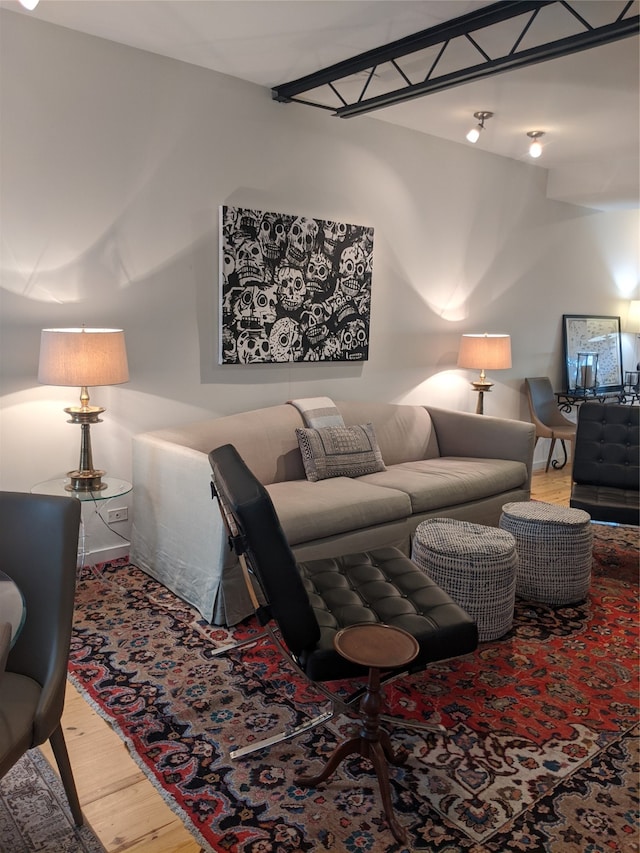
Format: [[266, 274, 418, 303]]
[[18, 0, 40, 8], [527, 130, 545, 158], [466, 111, 493, 143]]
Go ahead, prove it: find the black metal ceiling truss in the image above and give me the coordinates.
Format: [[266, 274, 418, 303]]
[[272, 0, 639, 118]]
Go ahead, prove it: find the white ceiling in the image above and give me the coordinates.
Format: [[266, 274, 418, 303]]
[[3, 0, 639, 210]]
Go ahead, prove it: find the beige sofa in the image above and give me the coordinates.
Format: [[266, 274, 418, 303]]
[[131, 400, 535, 625]]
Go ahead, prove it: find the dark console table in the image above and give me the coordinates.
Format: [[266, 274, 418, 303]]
[[555, 389, 633, 412]]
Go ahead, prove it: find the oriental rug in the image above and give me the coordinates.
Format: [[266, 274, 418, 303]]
[[0, 750, 105, 853], [68, 523, 639, 853]]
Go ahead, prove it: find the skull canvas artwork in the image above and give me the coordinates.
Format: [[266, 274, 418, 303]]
[[219, 205, 374, 364]]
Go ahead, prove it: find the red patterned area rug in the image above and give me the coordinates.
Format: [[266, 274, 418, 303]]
[[68, 523, 639, 853]]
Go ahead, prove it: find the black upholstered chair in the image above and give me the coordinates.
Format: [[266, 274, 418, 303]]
[[209, 443, 478, 760], [570, 401, 639, 525], [0, 491, 83, 825]]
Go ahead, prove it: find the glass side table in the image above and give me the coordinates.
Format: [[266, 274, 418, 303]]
[[31, 478, 132, 566], [31, 477, 132, 502]]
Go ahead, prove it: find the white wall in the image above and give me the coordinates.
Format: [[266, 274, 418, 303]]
[[1, 10, 639, 510]]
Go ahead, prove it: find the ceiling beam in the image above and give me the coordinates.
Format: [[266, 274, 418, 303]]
[[272, 0, 640, 118]]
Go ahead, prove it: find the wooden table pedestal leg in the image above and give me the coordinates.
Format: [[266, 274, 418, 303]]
[[295, 665, 408, 845]]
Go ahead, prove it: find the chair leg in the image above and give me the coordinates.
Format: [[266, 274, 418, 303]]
[[230, 705, 335, 759], [545, 438, 556, 472], [551, 439, 568, 470], [49, 725, 83, 826], [209, 630, 270, 657], [221, 627, 446, 760]]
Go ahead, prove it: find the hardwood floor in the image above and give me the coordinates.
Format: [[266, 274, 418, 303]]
[[530, 464, 572, 505], [40, 466, 572, 852], [39, 683, 201, 852]]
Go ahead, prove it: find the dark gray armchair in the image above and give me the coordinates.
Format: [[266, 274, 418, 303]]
[[0, 491, 83, 825], [570, 402, 639, 526]]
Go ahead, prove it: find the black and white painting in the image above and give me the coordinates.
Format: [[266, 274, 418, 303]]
[[562, 314, 623, 391], [219, 205, 374, 364]]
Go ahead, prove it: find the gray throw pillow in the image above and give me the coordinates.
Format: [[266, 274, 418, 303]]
[[296, 422, 386, 482]]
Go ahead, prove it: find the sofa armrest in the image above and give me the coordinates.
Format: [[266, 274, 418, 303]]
[[130, 433, 227, 622], [426, 407, 535, 489]]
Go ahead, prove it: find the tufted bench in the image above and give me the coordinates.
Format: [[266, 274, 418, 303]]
[[410, 518, 518, 642], [500, 500, 593, 605]]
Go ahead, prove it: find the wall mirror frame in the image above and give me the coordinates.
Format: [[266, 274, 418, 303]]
[[562, 314, 623, 393]]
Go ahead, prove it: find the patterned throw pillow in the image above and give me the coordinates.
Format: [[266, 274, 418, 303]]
[[296, 422, 386, 482]]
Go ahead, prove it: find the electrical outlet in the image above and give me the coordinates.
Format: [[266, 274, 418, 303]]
[[108, 506, 128, 523]]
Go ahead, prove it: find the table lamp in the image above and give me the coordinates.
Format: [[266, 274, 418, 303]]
[[457, 333, 512, 414], [38, 327, 129, 491]]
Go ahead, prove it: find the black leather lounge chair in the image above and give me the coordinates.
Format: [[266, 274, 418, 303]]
[[208, 443, 479, 759], [570, 401, 639, 525]]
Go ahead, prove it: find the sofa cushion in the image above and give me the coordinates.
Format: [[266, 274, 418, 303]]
[[336, 400, 440, 464], [359, 457, 528, 513], [267, 477, 410, 545], [150, 404, 306, 485], [570, 483, 639, 526], [296, 423, 386, 482]]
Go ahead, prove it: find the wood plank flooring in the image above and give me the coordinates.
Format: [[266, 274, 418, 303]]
[[40, 466, 573, 852]]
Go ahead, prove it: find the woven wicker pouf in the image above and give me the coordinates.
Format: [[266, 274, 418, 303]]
[[411, 518, 518, 642], [499, 501, 592, 606]]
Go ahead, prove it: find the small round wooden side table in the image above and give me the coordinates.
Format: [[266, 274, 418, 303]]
[[295, 623, 419, 845]]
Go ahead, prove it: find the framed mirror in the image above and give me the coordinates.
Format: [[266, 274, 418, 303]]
[[562, 314, 623, 392]]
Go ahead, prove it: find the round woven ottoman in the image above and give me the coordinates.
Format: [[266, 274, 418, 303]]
[[411, 518, 518, 642], [499, 501, 592, 606]]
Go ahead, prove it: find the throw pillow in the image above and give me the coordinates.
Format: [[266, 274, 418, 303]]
[[296, 422, 386, 482]]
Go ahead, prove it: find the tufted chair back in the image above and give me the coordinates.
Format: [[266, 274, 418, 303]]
[[210, 443, 321, 657], [570, 402, 639, 525]]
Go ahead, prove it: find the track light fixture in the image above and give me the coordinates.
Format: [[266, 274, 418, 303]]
[[466, 111, 493, 144], [527, 130, 545, 158]]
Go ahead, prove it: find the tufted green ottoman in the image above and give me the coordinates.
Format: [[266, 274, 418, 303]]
[[499, 501, 593, 606], [411, 518, 518, 642]]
